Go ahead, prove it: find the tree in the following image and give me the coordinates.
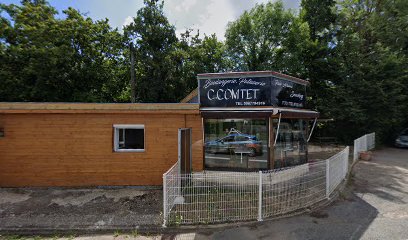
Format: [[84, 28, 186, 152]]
[[319, 0, 408, 143], [225, 1, 311, 77], [300, 0, 338, 110], [0, 0, 126, 102], [171, 31, 231, 98], [300, 0, 336, 42], [124, 0, 177, 103]]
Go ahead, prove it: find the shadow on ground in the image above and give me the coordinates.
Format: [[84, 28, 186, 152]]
[[162, 189, 378, 240], [353, 148, 408, 204], [172, 147, 407, 240]]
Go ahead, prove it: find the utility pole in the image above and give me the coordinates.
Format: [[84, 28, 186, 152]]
[[130, 42, 136, 103]]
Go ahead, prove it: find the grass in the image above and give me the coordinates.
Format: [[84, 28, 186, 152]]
[[130, 230, 139, 238], [113, 230, 122, 238]]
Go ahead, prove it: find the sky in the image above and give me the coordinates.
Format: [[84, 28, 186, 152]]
[[1, 0, 301, 40]]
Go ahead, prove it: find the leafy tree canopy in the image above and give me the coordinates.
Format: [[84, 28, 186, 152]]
[[0, 0, 407, 144]]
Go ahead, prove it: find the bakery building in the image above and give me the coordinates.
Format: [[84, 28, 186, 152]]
[[0, 71, 318, 187]]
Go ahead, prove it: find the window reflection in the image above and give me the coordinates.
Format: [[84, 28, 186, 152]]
[[204, 119, 268, 170], [273, 119, 307, 168]]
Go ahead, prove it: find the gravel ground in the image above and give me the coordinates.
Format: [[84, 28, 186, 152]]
[[0, 188, 163, 233], [308, 143, 347, 161]]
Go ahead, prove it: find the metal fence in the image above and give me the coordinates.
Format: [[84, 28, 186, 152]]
[[162, 160, 181, 227], [163, 146, 350, 226], [353, 132, 376, 161]]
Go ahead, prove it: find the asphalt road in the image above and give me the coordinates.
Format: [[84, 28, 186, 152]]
[[178, 147, 408, 240]]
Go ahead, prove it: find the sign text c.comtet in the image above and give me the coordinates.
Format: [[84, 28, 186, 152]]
[[206, 88, 260, 101]]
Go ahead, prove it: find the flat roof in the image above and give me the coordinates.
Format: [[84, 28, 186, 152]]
[[0, 102, 199, 114], [197, 71, 309, 85]]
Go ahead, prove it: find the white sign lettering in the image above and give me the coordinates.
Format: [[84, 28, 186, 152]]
[[274, 79, 293, 89], [204, 78, 265, 89], [290, 91, 304, 100], [206, 88, 260, 101]]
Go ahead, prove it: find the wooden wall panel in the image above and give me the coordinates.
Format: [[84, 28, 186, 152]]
[[186, 114, 204, 171], [0, 113, 203, 187]]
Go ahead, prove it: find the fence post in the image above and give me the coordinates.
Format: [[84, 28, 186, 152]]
[[365, 135, 368, 150], [162, 173, 167, 227], [258, 171, 263, 221], [373, 133, 375, 149], [326, 159, 330, 199], [344, 147, 349, 179]]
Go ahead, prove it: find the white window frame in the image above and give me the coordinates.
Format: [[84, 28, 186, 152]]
[[113, 124, 145, 152]]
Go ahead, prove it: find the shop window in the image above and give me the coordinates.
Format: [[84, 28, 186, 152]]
[[273, 119, 307, 168], [204, 118, 268, 170], [113, 124, 145, 152]]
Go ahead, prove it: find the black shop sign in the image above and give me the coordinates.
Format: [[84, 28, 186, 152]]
[[198, 77, 306, 108]]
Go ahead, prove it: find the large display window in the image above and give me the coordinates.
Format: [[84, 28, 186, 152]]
[[273, 119, 307, 168], [204, 118, 268, 170]]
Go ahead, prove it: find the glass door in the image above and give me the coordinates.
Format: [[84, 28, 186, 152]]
[[273, 119, 307, 168]]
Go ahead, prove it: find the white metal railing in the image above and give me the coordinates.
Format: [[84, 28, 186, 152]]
[[366, 132, 375, 151], [163, 146, 350, 226], [327, 146, 349, 195], [162, 160, 180, 227], [353, 132, 375, 162]]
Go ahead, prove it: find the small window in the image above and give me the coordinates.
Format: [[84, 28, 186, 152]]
[[113, 124, 145, 152]]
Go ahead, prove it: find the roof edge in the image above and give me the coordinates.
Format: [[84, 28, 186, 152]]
[[0, 102, 199, 111], [197, 71, 309, 85]]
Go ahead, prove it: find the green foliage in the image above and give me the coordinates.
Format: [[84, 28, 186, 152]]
[[319, 0, 408, 144], [171, 31, 230, 98], [0, 0, 407, 144], [225, 1, 298, 72], [124, 0, 228, 102], [124, 0, 177, 102], [300, 0, 338, 110], [300, 0, 336, 41], [130, 229, 139, 237], [0, 0, 127, 102]]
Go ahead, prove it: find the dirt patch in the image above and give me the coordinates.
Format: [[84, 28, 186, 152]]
[[0, 188, 163, 230], [308, 151, 340, 161], [308, 143, 346, 162], [51, 189, 149, 207], [0, 190, 31, 205]]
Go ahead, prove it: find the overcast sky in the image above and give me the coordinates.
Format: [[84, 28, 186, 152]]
[[2, 0, 301, 40]]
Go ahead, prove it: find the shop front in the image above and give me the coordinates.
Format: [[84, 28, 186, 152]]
[[196, 71, 318, 171], [0, 71, 317, 187]]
